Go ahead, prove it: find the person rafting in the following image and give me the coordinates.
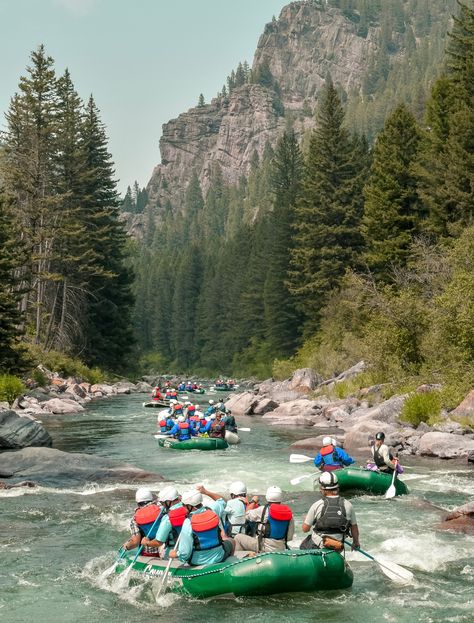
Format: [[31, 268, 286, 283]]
[[151, 386, 162, 401], [141, 486, 187, 556], [198, 481, 258, 537], [234, 486, 294, 553], [300, 472, 360, 551], [205, 399, 217, 416], [121, 488, 164, 557], [369, 431, 399, 474], [165, 415, 197, 441], [208, 411, 226, 439], [314, 436, 355, 471], [169, 490, 234, 566], [157, 411, 175, 433]]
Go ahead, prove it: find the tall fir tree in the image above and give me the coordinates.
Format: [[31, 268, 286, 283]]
[[289, 79, 368, 332], [362, 104, 424, 281], [77, 96, 135, 369], [264, 129, 304, 357]]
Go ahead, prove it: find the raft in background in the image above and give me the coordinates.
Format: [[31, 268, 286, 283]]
[[143, 400, 170, 408], [157, 437, 229, 451], [314, 467, 409, 496], [116, 548, 353, 598]]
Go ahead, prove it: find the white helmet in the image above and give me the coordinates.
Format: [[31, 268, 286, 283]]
[[319, 472, 339, 490], [177, 415, 185, 422], [209, 399, 214, 405], [185, 401, 192, 406], [322, 436, 332, 446], [170, 399, 177, 404], [135, 487, 155, 504], [229, 481, 247, 496], [210, 413, 216, 420], [159, 486, 179, 502], [332, 438, 338, 447], [265, 485, 283, 503], [182, 490, 202, 507]]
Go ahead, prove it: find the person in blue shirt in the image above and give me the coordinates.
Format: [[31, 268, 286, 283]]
[[205, 400, 217, 417], [314, 436, 355, 471], [169, 490, 234, 566], [165, 415, 197, 441], [141, 486, 187, 557]]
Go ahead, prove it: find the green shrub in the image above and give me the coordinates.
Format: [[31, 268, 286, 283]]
[[32, 367, 48, 387], [400, 392, 441, 426], [0, 375, 25, 404]]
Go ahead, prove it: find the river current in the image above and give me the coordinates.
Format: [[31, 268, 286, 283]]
[[1, 393, 473, 622]]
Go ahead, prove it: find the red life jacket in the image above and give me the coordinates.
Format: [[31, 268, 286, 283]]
[[166, 505, 188, 544], [159, 419, 168, 432], [134, 504, 163, 539], [209, 421, 225, 438], [320, 444, 341, 470], [190, 509, 222, 551], [178, 422, 189, 430]]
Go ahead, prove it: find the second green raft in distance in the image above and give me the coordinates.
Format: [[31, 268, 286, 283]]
[[157, 437, 229, 450], [313, 467, 409, 496]]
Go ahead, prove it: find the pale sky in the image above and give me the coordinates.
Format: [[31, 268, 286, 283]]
[[0, 0, 288, 193]]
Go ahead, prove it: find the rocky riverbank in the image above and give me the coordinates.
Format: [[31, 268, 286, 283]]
[[224, 364, 474, 462]]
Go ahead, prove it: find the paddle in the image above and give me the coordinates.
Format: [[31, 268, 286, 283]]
[[100, 546, 128, 577], [238, 427, 251, 432], [155, 532, 182, 598], [290, 473, 314, 485], [122, 509, 164, 578], [289, 453, 313, 463], [385, 466, 398, 499], [154, 434, 169, 439], [344, 540, 414, 584]]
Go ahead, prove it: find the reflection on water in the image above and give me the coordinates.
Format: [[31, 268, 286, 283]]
[[1, 393, 473, 622]]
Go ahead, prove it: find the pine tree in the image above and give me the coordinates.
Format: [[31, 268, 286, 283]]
[[289, 79, 368, 332], [362, 104, 424, 281], [198, 93, 205, 107], [77, 96, 135, 369], [2, 45, 59, 342], [0, 192, 27, 372], [264, 129, 304, 357], [121, 185, 134, 212]]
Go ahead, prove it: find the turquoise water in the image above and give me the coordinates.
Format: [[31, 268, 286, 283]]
[[1, 393, 473, 622]]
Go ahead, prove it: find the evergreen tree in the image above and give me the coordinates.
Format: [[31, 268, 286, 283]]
[[2, 45, 59, 342], [198, 93, 205, 107], [0, 192, 27, 372], [121, 185, 134, 212], [289, 80, 368, 332], [77, 96, 135, 369], [362, 104, 424, 281], [264, 130, 304, 356]]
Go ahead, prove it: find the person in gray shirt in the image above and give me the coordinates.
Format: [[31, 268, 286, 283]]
[[300, 472, 360, 551]]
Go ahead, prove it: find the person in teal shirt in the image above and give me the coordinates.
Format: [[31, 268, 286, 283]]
[[141, 486, 187, 556], [169, 490, 233, 566]]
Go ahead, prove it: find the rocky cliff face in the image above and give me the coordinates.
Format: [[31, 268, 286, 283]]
[[145, 0, 448, 215]]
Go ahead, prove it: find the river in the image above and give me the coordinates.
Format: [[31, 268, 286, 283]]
[[1, 392, 473, 622]]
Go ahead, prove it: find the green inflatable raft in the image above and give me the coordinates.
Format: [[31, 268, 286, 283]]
[[313, 467, 409, 496], [116, 549, 353, 598], [157, 437, 228, 450]]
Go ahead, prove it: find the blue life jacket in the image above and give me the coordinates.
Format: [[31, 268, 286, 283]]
[[191, 508, 222, 551], [177, 421, 191, 441], [320, 444, 342, 469], [260, 504, 293, 541], [134, 504, 163, 539]]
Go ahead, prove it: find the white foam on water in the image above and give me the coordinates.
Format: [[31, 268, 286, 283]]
[[98, 512, 129, 531], [376, 533, 474, 572], [460, 565, 474, 577]]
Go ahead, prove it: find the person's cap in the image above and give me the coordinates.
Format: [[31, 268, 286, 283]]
[[319, 472, 339, 490], [135, 487, 155, 504]]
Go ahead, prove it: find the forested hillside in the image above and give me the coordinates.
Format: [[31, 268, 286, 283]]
[[0, 46, 134, 374], [129, 0, 474, 409]]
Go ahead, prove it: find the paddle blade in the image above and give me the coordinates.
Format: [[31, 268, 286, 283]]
[[385, 484, 396, 499], [238, 427, 251, 432], [289, 453, 313, 463], [290, 473, 313, 485], [375, 556, 414, 585]]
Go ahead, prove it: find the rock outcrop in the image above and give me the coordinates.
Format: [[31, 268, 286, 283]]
[[0, 410, 52, 449], [437, 501, 474, 534], [0, 447, 164, 486]]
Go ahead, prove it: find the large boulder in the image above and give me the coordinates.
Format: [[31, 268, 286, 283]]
[[418, 432, 474, 458], [0, 409, 52, 449], [451, 390, 474, 425], [343, 421, 398, 454], [437, 501, 474, 534], [224, 392, 258, 415], [288, 368, 322, 394], [343, 394, 407, 429], [42, 398, 85, 414], [0, 447, 164, 485]]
